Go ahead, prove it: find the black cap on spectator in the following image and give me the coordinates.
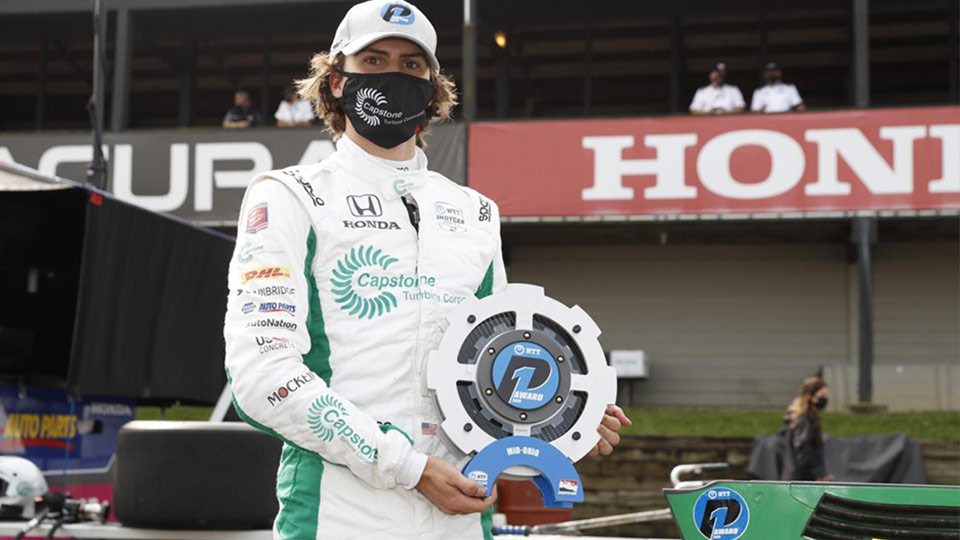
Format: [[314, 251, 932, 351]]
[[764, 61, 779, 71]]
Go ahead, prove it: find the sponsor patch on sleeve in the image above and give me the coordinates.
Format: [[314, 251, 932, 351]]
[[246, 203, 269, 234], [241, 266, 291, 284], [258, 302, 296, 316]]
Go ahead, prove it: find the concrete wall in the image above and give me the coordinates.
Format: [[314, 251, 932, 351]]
[[507, 240, 959, 410], [826, 364, 960, 410], [874, 242, 960, 367], [508, 243, 850, 408]]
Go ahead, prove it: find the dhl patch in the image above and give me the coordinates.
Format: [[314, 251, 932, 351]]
[[242, 266, 291, 284]]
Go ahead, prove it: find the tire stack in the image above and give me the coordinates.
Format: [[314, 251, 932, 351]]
[[113, 421, 282, 529]]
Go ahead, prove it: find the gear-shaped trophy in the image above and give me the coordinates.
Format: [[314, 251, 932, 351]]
[[426, 284, 617, 508]]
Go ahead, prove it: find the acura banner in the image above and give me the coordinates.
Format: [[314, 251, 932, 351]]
[[0, 123, 466, 225], [468, 106, 959, 217]]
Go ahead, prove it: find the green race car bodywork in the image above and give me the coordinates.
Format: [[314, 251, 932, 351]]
[[664, 480, 959, 540]]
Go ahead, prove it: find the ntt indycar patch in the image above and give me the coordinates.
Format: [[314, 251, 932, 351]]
[[693, 488, 750, 540]]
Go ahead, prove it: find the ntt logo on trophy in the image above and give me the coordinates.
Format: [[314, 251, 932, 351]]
[[426, 283, 617, 508]]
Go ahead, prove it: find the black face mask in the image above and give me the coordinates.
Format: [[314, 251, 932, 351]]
[[715, 75, 726, 85], [815, 397, 828, 410], [339, 71, 434, 149], [766, 74, 780, 84]]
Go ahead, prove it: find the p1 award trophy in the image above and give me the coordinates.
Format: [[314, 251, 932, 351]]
[[426, 284, 616, 508]]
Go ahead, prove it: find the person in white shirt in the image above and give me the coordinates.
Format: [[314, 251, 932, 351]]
[[689, 62, 745, 115], [751, 62, 806, 113], [274, 85, 315, 127]]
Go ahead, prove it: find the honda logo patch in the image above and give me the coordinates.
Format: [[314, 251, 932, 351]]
[[347, 194, 383, 217]]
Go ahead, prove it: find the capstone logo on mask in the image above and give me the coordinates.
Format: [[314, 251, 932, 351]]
[[341, 71, 435, 148], [355, 88, 388, 126]]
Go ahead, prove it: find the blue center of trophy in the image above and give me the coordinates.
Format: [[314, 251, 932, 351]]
[[490, 341, 560, 410]]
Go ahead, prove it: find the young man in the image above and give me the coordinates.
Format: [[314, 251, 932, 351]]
[[689, 62, 745, 115], [224, 2, 629, 538], [750, 61, 806, 113]]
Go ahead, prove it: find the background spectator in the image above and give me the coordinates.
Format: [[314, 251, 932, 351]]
[[781, 376, 834, 482], [222, 90, 262, 129], [275, 85, 314, 127], [689, 62, 745, 115], [751, 62, 806, 113]]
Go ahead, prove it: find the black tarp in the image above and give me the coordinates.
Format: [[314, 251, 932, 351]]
[[67, 192, 234, 403], [1, 171, 234, 404], [748, 431, 927, 484], [0, 189, 86, 380]]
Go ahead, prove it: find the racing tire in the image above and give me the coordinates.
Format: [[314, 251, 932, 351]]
[[113, 421, 281, 529]]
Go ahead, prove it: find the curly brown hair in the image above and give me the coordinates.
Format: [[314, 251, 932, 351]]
[[295, 51, 458, 148]]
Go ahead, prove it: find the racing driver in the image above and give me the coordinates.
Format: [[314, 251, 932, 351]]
[[224, 1, 631, 538]]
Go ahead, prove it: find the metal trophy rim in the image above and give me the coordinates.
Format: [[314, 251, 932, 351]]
[[425, 283, 617, 475]]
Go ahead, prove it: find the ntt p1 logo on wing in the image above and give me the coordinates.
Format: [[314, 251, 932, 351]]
[[693, 488, 750, 540]]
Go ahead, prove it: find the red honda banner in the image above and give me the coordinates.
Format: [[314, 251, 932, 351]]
[[468, 106, 960, 217]]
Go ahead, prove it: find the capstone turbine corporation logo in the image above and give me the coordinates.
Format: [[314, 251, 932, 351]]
[[307, 395, 347, 442], [355, 88, 388, 126], [307, 395, 379, 462], [330, 244, 447, 319], [331, 245, 400, 319]]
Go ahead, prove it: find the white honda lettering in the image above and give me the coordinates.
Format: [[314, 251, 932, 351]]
[[581, 134, 698, 201], [194, 142, 272, 211], [928, 125, 960, 193], [697, 129, 805, 199], [804, 126, 926, 196], [112, 144, 189, 212]]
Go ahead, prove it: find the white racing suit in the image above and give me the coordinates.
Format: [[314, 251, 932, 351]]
[[224, 137, 506, 540]]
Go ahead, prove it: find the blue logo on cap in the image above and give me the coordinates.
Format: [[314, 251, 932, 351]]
[[692, 488, 750, 540], [380, 2, 415, 25], [491, 342, 560, 410]]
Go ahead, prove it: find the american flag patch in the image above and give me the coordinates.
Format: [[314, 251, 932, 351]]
[[421, 422, 437, 435], [246, 203, 269, 234]]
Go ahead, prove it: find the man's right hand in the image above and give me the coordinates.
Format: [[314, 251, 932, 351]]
[[415, 457, 497, 515]]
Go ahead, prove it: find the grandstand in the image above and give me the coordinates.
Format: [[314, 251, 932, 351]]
[[0, 0, 956, 128]]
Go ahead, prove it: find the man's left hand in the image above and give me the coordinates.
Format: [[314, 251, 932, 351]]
[[588, 404, 632, 457]]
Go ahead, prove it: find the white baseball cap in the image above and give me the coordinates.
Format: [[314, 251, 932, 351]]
[[330, 1, 439, 71]]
